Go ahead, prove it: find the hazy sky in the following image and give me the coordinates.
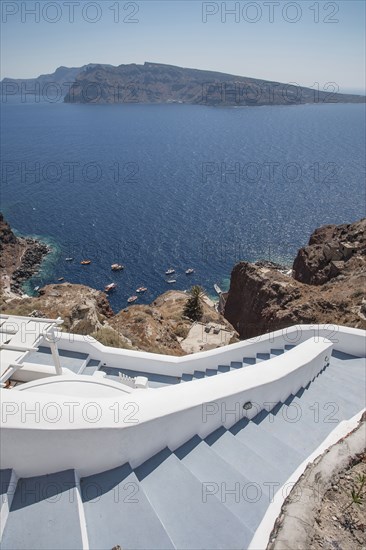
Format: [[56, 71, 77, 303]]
[[1, 0, 365, 92]]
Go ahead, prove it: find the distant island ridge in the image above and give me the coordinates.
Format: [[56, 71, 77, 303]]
[[2, 62, 366, 106]]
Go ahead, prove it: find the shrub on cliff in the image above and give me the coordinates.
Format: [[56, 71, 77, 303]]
[[183, 286, 204, 322]]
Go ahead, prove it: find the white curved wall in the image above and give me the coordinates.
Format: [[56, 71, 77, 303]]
[[0, 337, 332, 477], [34, 323, 365, 378]]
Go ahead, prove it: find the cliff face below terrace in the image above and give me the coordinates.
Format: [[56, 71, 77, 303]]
[[2, 283, 114, 335], [224, 219, 366, 339]]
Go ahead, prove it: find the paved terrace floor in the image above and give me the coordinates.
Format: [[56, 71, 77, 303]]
[[25, 346, 89, 374]]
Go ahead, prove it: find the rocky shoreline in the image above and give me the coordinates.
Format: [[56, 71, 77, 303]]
[[10, 238, 51, 295], [0, 213, 51, 298], [1, 212, 365, 353]]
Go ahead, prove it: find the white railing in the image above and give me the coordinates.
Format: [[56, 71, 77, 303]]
[[36, 324, 365, 378]]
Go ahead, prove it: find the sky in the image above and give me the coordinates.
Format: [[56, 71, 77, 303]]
[[1, 0, 365, 93]]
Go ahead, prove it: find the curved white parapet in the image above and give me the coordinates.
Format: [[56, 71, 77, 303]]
[[10, 363, 75, 383], [0, 337, 332, 477], [249, 409, 366, 550], [46, 323, 366, 377], [15, 374, 135, 397]]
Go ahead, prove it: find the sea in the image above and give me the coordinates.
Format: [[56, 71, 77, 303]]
[[1, 98, 365, 310]]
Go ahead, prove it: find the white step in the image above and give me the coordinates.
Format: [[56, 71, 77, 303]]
[[175, 435, 262, 536], [0, 469, 16, 540], [81, 463, 174, 549], [1, 470, 83, 550], [206, 429, 284, 488], [135, 447, 250, 549]]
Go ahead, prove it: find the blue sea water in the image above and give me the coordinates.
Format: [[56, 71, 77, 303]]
[[1, 101, 365, 310]]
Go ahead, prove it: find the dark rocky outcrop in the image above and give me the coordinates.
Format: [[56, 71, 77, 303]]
[[293, 219, 366, 285], [0, 213, 17, 247], [224, 219, 366, 339], [0, 213, 50, 296], [11, 240, 50, 290]]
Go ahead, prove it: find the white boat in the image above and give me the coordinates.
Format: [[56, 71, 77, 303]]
[[34, 286, 40, 291], [185, 268, 194, 275], [165, 268, 175, 275], [214, 284, 222, 295], [65, 257, 73, 261], [136, 287, 147, 293], [111, 264, 124, 271], [167, 279, 176, 284], [127, 295, 138, 303], [105, 283, 117, 292]]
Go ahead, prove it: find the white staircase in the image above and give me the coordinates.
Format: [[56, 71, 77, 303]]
[[1, 350, 364, 550]]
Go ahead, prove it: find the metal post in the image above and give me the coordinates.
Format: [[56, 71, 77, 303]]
[[49, 327, 62, 375]]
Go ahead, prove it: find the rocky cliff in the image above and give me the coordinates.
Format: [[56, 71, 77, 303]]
[[292, 219, 365, 284], [63, 62, 366, 106], [1, 65, 96, 97], [3, 62, 365, 106], [0, 213, 50, 297], [224, 219, 366, 339], [3, 213, 364, 350]]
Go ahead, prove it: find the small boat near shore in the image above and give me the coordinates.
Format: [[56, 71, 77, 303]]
[[105, 283, 117, 292], [34, 286, 40, 291], [165, 268, 175, 275], [185, 268, 194, 275], [111, 263, 124, 271], [136, 287, 147, 293], [57, 277, 64, 282], [167, 279, 176, 284], [127, 295, 138, 303], [81, 260, 91, 265], [214, 284, 222, 295]]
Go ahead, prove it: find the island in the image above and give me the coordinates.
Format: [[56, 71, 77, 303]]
[[2, 62, 365, 106]]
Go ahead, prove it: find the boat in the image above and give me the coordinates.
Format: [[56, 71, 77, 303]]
[[165, 268, 175, 275], [81, 260, 91, 265], [167, 279, 176, 284], [105, 283, 117, 292], [127, 295, 138, 303], [214, 284, 222, 295], [57, 277, 64, 282], [136, 287, 147, 293], [65, 257, 73, 261], [34, 286, 40, 291], [185, 268, 194, 275], [111, 263, 124, 271]]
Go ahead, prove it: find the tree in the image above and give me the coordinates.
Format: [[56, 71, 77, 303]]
[[183, 285, 204, 321]]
